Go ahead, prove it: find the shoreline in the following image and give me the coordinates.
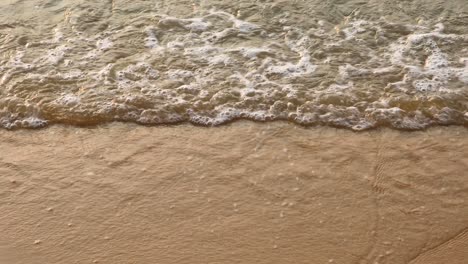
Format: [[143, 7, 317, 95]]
[[3, 119, 468, 132], [1, 121, 467, 264]]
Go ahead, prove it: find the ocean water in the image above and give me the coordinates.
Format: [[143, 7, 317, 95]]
[[0, 0, 466, 130]]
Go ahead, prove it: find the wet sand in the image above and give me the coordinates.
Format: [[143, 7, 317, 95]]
[[0, 122, 467, 264]]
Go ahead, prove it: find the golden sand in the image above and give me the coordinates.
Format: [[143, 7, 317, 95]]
[[0, 122, 467, 264]]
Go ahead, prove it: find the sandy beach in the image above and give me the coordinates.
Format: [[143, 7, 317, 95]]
[[1, 0, 468, 263], [1, 122, 467, 264]]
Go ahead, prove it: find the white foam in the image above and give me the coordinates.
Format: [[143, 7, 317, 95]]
[[184, 45, 222, 57], [233, 19, 259, 33], [183, 18, 211, 32], [207, 54, 231, 65], [116, 62, 160, 89], [327, 82, 354, 92], [166, 40, 185, 50], [0, 51, 34, 87], [12, 117, 48, 129], [237, 47, 272, 59], [145, 27, 159, 49], [342, 20, 368, 40], [54, 28, 64, 43], [96, 38, 113, 51], [209, 11, 259, 33], [94, 63, 114, 83], [58, 69, 84, 80], [158, 16, 211, 32], [264, 59, 316, 77], [55, 94, 81, 106], [167, 69, 193, 80], [46, 45, 69, 65], [1, 11, 466, 130]]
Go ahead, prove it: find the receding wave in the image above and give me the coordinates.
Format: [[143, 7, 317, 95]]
[[0, 1, 467, 130]]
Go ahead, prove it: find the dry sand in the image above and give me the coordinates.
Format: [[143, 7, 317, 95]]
[[0, 122, 467, 264]]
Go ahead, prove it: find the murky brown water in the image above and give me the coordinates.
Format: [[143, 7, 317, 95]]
[[0, 0, 467, 129]]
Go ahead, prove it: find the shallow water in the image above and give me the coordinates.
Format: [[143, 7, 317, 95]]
[[0, 0, 467, 129]]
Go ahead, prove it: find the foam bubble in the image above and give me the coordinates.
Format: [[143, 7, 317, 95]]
[[46, 45, 68, 65], [237, 47, 272, 59], [342, 20, 368, 40], [0, 10, 466, 130], [54, 94, 81, 106], [209, 11, 259, 33], [167, 69, 193, 80], [145, 28, 159, 49], [96, 38, 113, 51], [184, 18, 211, 32]]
